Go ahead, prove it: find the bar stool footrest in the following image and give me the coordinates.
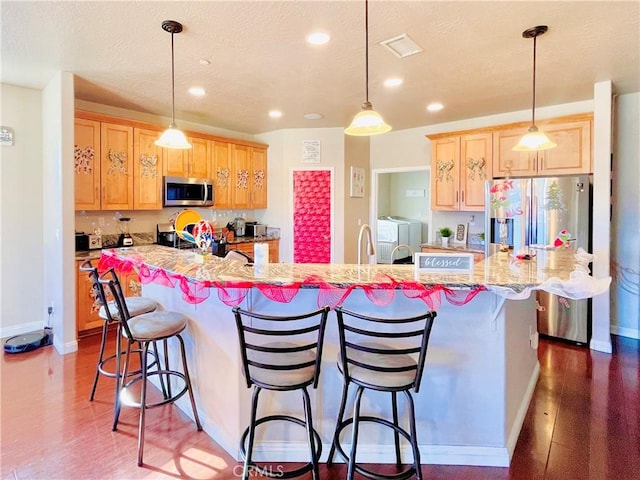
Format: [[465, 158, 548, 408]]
[[240, 414, 322, 479], [97, 348, 158, 379], [333, 416, 417, 480], [120, 370, 189, 409]]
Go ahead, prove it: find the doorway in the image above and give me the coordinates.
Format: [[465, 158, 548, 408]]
[[371, 167, 431, 262]]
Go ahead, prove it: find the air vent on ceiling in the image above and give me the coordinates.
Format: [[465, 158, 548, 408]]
[[379, 34, 423, 58]]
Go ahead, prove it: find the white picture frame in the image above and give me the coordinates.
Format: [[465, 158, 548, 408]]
[[453, 223, 468, 244], [350, 166, 365, 198]]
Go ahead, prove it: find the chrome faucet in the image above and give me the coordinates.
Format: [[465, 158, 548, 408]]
[[357, 224, 375, 265]]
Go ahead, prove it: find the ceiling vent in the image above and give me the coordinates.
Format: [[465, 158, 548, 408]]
[[379, 33, 423, 58]]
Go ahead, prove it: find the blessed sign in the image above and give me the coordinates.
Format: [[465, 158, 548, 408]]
[[414, 253, 474, 274]]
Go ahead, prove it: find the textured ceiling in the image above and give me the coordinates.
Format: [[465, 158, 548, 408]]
[[2, 1, 639, 134]]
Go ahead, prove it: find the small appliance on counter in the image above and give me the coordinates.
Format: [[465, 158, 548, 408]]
[[233, 217, 246, 237], [88, 234, 102, 250], [157, 223, 177, 247], [245, 221, 267, 237], [75, 233, 89, 251], [118, 217, 134, 247]]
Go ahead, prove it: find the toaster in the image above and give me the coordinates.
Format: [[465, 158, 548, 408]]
[[245, 222, 267, 237], [88, 234, 102, 250]]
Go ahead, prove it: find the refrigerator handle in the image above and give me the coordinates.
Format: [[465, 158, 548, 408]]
[[531, 194, 537, 246]]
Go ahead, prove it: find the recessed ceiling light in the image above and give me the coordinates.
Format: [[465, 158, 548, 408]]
[[427, 102, 444, 112], [269, 110, 283, 118], [189, 87, 206, 96], [306, 32, 330, 45], [199, 59, 211, 66], [384, 77, 403, 88], [304, 113, 324, 120]]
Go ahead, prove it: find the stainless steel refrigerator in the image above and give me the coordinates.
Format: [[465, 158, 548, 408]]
[[485, 175, 592, 344]]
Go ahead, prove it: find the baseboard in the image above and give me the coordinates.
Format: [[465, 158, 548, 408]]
[[610, 325, 640, 340], [0, 320, 45, 340], [590, 337, 613, 353], [506, 361, 540, 457], [248, 442, 511, 467], [53, 336, 78, 355]]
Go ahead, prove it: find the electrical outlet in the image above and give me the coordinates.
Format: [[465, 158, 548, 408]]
[[48, 304, 54, 315]]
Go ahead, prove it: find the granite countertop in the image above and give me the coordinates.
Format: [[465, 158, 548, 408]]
[[420, 242, 486, 254], [100, 245, 585, 293]]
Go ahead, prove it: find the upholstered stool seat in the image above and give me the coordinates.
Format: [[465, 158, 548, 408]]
[[232, 306, 329, 480], [98, 296, 159, 320]]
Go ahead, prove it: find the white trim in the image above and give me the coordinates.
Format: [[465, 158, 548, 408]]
[[289, 167, 335, 264], [53, 337, 78, 355], [506, 361, 540, 458], [590, 338, 613, 354], [0, 320, 46, 340], [610, 326, 640, 340]]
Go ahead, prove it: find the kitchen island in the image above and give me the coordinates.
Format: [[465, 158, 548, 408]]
[[99, 246, 608, 467]]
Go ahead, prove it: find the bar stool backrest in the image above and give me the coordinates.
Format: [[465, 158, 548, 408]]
[[232, 306, 330, 390], [334, 306, 437, 393], [98, 268, 136, 340], [79, 259, 115, 323]]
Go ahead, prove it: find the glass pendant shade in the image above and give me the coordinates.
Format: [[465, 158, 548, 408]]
[[155, 123, 192, 149], [513, 126, 557, 151], [345, 102, 392, 136]]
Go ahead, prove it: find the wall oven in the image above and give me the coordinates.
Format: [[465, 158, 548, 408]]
[[163, 176, 214, 207]]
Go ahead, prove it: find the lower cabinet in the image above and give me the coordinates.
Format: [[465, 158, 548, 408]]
[[420, 246, 485, 264], [226, 239, 279, 263], [76, 259, 141, 335]]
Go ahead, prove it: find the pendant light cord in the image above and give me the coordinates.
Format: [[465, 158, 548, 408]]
[[170, 30, 176, 125], [365, 0, 369, 104], [531, 34, 537, 127]]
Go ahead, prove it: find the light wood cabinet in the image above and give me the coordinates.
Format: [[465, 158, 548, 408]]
[[226, 239, 279, 263], [74, 118, 102, 210], [420, 246, 484, 264], [133, 128, 164, 210], [251, 147, 268, 209], [212, 141, 233, 209], [162, 136, 211, 179], [430, 132, 491, 212], [231, 144, 268, 209], [100, 122, 134, 210], [493, 120, 591, 178]]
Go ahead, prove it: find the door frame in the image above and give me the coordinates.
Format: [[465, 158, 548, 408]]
[[289, 167, 335, 264], [370, 165, 432, 246]]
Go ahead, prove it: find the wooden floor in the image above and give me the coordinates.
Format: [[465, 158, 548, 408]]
[[1, 333, 638, 480]]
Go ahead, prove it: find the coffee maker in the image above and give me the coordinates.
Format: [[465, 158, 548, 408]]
[[118, 217, 134, 247], [234, 217, 246, 237]]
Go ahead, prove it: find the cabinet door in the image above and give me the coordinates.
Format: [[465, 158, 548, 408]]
[[268, 239, 279, 263], [163, 147, 189, 177], [430, 137, 460, 211], [251, 147, 268, 209], [74, 118, 101, 210], [101, 122, 134, 210], [188, 137, 211, 179], [123, 270, 142, 297], [133, 128, 163, 210], [492, 127, 537, 178], [232, 144, 252, 209], [538, 120, 591, 175], [460, 132, 492, 211], [76, 262, 104, 333], [212, 141, 233, 209]]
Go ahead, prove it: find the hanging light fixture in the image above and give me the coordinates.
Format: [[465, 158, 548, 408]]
[[513, 25, 556, 151], [155, 20, 192, 149], [345, 0, 391, 136]]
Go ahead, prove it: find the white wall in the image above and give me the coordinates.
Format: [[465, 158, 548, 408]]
[[255, 128, 345, 263], [612, 92, 640, 338], [0, 84, 44, 338]]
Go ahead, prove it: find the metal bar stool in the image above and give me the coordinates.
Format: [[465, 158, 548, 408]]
[[327, 306, 437, 480], [79, 260, 159, 405], [99, 268, 202, 466], [232, 305, 330, 480]]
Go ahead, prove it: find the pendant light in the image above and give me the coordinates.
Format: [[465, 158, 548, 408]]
[[513, 25, 556, 152], [155, 20, 192, 149], [345, 0, 391, 136]]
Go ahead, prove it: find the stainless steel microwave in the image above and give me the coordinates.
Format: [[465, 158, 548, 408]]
[[163, 176, 214, 207]]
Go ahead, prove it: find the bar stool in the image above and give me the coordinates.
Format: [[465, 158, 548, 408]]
[[79, 260, 159, 404], [327, 306, 437, 480], [99, 268, 202, 466], [232, 305, 330, 480]]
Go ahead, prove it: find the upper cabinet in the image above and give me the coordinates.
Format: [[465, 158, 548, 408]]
[[231, 145, 268, 209], [493, 119, 592, 178], [74, 118, 101, 210], [133, 128, 164, 210], [430, 132, 491, 212], [100, 122, 134, 210], [74, 110, 268, 211], [212, 141, 233, 209]]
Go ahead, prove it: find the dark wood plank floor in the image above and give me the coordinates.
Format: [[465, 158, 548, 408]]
[[1, 333, 638, 479]]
